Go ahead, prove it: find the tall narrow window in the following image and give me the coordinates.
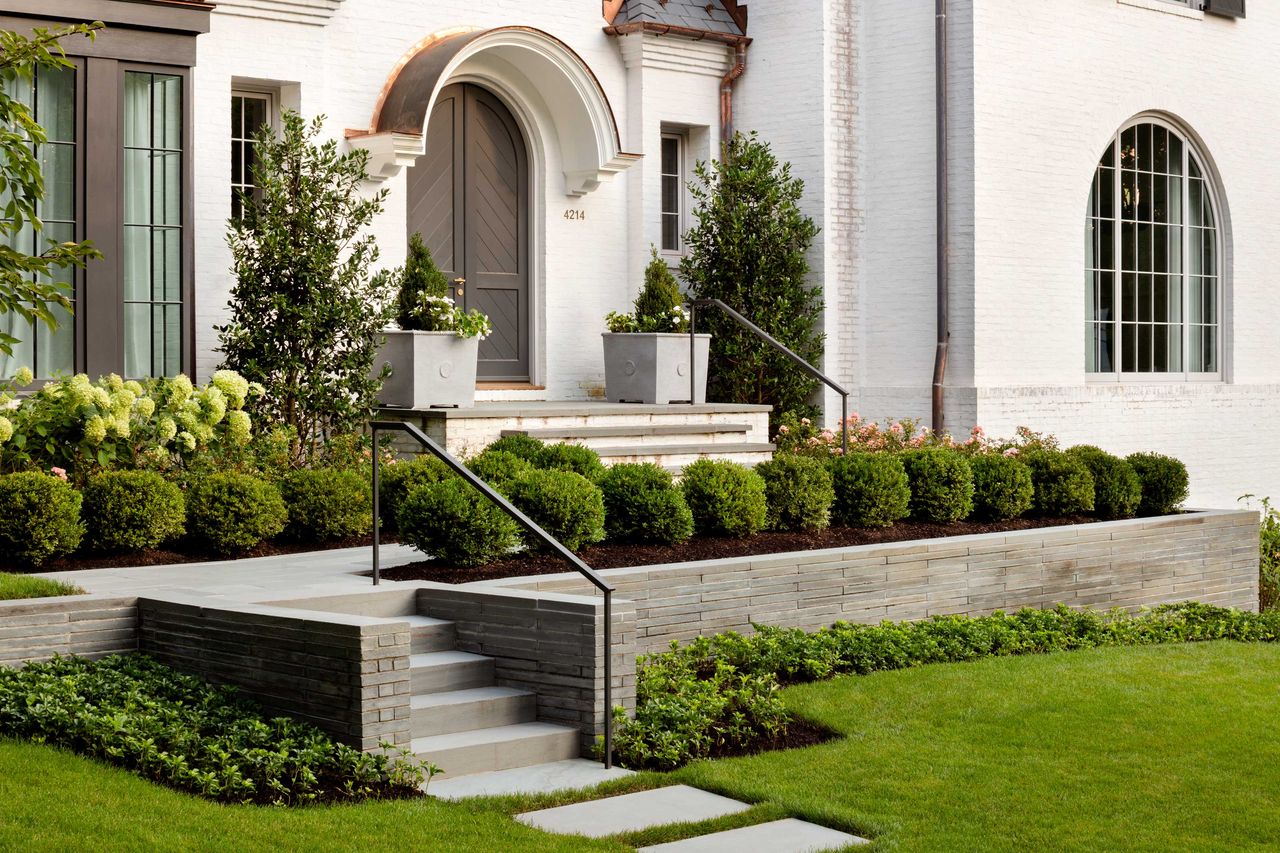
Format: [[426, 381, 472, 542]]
[[1, 64, 77, 379], [230, 91, 271, 219], [123, 71, 183, 379], [660, 133, 683, 253], [1086, 119, 1221, 377]]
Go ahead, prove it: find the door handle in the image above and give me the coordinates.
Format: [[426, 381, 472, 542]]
[[453, 277, 465, 296]]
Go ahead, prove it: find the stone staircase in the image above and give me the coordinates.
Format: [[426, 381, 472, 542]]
[[400, 615, 580, 778]]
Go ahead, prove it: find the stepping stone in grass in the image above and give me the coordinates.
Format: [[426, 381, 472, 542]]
[[516, 785, 750, 838], [638, 817, 869, 852]]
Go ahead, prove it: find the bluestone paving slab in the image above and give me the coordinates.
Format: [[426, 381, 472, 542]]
[[429, 758, 634, 800], [516, 785, 751, 837], [638, 818, 868, 852]]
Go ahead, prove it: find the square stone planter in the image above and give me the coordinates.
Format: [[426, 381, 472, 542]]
[[602, 332, 710, 404], [375, 330, 479, 409]]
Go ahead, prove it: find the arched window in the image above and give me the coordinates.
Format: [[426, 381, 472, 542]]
[[1086, 119, 1221, 377]]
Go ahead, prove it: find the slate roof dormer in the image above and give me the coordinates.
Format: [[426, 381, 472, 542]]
[[604, 0, 749, 41]]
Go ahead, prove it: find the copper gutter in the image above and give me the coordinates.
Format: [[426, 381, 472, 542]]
[[603, 21, 750, 47], [720, 41, 748, 147]]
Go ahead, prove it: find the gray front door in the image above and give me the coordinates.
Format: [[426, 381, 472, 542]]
[[408, 83, 530, 382]]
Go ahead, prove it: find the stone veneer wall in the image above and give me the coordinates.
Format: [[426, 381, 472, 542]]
[[497, 510, 1261, 655], [138, 598, 414, 751], [414, 584, 636, 753], [0, 595, 138, 668]]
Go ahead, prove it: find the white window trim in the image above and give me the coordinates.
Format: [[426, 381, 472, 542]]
[[1116, 0, 1205, 20], [1086, 115, 1225, 385], [230, 89, 276, 218], [659, 130, 687, 258]]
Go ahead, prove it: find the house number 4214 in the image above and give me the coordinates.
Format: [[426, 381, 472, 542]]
[[563, 209, 586, 221]]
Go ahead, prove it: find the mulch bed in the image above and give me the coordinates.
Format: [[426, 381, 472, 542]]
[[381, 515, 1094, 585], [23, 534, 395, 574]]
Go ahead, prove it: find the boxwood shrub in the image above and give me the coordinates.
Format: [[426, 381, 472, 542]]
[[377, 454, 453, 532], [535, 442, 607, 482], [466, 449, 535, 494], [829, 453, 911, 528], [186, 472, 288, 555], [968, 453, 1034, 521], [509, 469, 606, 552], [598, 463, 694, 545], [0, 472, 84, 567], [1068, 445, 1142, 520], [680, 459, 768, 538], [483, 433, 546, 463], [1127, 452, 1191, 516], [756, 454, 834, 532], [899, 448, 975, 523], [1019, 450, 1095, 516], [397, 479, 519, 567], [280, 468, 372, 541], [82, 470, 185, 553]]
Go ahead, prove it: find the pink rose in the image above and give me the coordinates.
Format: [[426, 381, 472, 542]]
[[50, 467, 67, 482]]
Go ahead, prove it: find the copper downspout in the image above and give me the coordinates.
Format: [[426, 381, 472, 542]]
[[720, 42, 748, 146]]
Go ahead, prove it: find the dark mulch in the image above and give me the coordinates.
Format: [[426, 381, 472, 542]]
[[380, 515, 1094, 584], [21, 533, 395, 574], [711, 718, 838, 760]]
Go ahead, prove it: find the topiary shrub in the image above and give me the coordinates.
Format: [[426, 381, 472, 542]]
[[508, 469, 606, 552], [1126, 452, 1191, 516], [1067, 446, 1142, 520], [393, 232, 450, 331], [377, 454, 453, 532], [829, 453, 911, 528], [483, 433, 545, 464], [598, 463, 694, 545], [397, 479, 519, 567], [968, 454, 1034, 521], [466, 449, 535, 495], [535, 442, 606, 482], [82, 470, 185, 553], [1020, 450, 1095, 516], [0, 472, 84, 567], [755, 454, 834, 532], [280, 468, 372, 541], [186, 472, 288, 555], [899, 448, 975, 524], [680, 459, 768, 538]]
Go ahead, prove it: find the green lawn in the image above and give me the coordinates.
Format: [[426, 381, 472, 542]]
[[675, 641, 1280, 852], [0, 572, 83, 600]]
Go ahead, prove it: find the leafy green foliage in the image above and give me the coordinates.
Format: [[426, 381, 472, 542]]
[[598, 463, 694, 545], [0, 24, 103, 358], [466, 449, 535, 494], [483, 434, 546, 463], [606, 247, 690, 333], [680, 459, 768, 538], [377, 454, 453, 533], [1068, 446, 1142, 520], [0, 655, 429, 804], [680, 132, 823, 424], [509, 469, 606, 552], [900, 448, 975, 524], [0, 471, 82, 566], [186, 472, 288, 555], [534, 442, 606, 482], [82, 470, 185, 553], [1245, 495, 1280, 612], [968, 453, 1034, 521], [219, 111, 395, 465], [755, 454, 834, 532], [397, 479, 519, 567], [829, 453, 911, 528], [1020, 450, 1096, 516], [0, 571, 83, 600], [1127, 452, 1190, 516], [393, 232, 450, 330], [280, 468, 372, 541]]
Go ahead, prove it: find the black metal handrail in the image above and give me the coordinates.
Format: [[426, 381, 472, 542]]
[[688, 297, 850, 454], [368, 420, 617, 769]]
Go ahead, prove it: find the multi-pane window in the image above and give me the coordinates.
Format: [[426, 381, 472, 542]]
[[1, 65, 77, 380], [1086, 120, 1220, 377], [230, 92, 271, 219], [123, 71, 184, 379], [660, 133, 683, 253]]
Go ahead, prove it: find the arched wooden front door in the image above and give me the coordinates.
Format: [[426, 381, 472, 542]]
[[408, 83, 530, 382]]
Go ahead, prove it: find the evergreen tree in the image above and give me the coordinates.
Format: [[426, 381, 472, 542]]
[[633, 246, 686, 332], [395, 232, 450, 331]]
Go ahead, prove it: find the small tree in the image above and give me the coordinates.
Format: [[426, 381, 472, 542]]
[[218, 111, 394, 464], [0, 24, 102, 357], [394, 232, 450, 330], [680, 132, 822, 423], [606, 246, 689, 333]]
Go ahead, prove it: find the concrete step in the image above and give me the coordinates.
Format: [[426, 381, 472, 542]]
[[400, 614, 455, 654], [429, 758, 635, 801], [502, 424, 756, 450], [638, 818, 868, 852], [592, 442, 776, 469], [410, 686, 536, 738], [413, 722, 581, 778], [409, 651, 495, 695]]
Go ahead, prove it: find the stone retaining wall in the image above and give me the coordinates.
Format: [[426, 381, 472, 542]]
[[138, 598, 414, 751], [0, 595, 138, 668], [495, 510, 1261, 654]]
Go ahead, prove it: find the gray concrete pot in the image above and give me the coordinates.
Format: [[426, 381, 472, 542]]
[[602, 332, 710, 404], [375, 330, 479, 409]]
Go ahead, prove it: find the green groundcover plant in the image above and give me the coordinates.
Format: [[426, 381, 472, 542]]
[[0, 572, 83, 600], [610, 602, 1280, 770]]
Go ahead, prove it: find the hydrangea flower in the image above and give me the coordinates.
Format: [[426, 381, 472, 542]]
[[0, 416, 12, 443], [84, 415, 108, 445], [158, 417, 178, 442], [211, 370, 250, 409], [176, 431, 197, 453], [13, 367, 33, 386], [227, 409, 251, 445]]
